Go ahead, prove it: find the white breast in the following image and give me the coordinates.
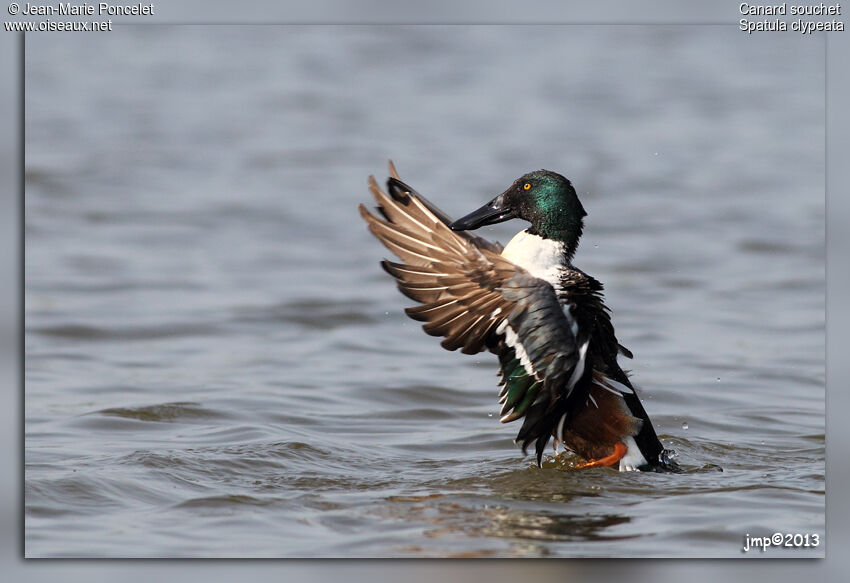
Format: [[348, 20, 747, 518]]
[[501, 230, 565, 286]]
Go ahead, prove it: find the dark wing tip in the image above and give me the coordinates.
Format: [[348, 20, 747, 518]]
[[379, 259, 396, 277], [386, 177, 414, 204]]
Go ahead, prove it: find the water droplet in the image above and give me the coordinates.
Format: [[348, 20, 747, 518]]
[[681, 421, 689, 430], [487, 413, 493, 417], [593, 244, 599, 248], [716, 377, 721, 382], [659, 449, 677, 464], [653, 152, 659, 156]]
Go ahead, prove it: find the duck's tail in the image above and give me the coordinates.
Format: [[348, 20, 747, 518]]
[[620, 388, 681, 473]]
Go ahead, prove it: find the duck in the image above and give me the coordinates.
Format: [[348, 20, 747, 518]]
[[359, 161, 676, 472]]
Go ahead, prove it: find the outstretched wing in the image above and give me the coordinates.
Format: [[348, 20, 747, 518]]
[[359, 164, 590, 463]]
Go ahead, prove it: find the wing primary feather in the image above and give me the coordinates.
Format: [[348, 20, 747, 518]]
[[388, 159, 400, 179], [368, 177, 432, 235], [381, 260, 444, 277]]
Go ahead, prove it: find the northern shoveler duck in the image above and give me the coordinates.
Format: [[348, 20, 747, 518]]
[[360, 162, 676, 472]]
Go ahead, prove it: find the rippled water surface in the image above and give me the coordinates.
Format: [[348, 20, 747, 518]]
[[25, 26, 824, 557]]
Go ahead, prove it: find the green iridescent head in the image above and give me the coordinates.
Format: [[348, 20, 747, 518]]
[[450, 170, 587, 256]]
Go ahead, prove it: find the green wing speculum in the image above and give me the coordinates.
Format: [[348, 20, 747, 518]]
[[497, 349, 540, 423]]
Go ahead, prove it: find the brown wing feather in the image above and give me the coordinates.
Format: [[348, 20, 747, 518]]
[[359, 177, 517, 355]]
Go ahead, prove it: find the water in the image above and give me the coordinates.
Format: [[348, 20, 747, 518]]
[[25, 26, 824, 557]]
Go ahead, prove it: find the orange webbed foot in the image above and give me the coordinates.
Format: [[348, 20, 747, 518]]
[[574, 442, 628, 469]]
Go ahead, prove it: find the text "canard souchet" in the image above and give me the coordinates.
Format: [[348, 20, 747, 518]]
[[740, 3, 841, 15]]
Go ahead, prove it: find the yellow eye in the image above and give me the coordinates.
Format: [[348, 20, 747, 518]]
[[523, 182, 532, 191]]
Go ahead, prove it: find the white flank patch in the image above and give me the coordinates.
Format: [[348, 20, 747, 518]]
[[501, 323, 536, 377], [566, 340, 589, 391], [501, 230, 565, 286], [618, 436, 647, 472]]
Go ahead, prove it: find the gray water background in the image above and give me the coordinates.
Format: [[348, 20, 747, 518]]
[[25, 26, 824, 557]]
